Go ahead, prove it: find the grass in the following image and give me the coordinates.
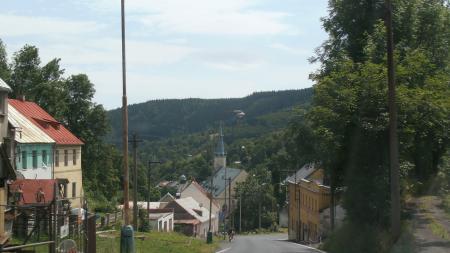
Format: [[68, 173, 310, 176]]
[[96, 231, 220, 253], [428, 219, 450, 241]]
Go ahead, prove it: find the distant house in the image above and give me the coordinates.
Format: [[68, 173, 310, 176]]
[[180, 180, 220, 233], [148, 208, 174, 232], [8, 105, 55, 179], [287, 163, 332, 243], [9, 98, 84, 208], [159, 192, 175, 203], [165, 197, 215, 238]]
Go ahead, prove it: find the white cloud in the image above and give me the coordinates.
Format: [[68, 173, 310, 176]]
[[270, 43, 310, 55], [82, 0, 297, 36], [39, 39, 195, 67], [0, 14, 102, 37], [196, 50, 265, 71]]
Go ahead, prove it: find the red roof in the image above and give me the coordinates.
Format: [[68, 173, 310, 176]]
[[9, 99, 83, 145], [10, 179, 57, 205]]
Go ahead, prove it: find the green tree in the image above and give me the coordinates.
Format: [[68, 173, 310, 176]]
[[0, 39, 10, 82], [9, 45, 42, 98]]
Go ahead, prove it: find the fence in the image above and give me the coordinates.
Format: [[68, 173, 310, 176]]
[[98, 211, 122, 229]]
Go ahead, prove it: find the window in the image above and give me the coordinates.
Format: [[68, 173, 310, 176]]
[[32, 151, 37, 168], [73, 149, 76, 165], [22, 151, 27, 169], [55, 150, 59, 167], [42, 150, 47, 165], [72, 182, 76, 198], [63, 184, 67, 198], [64, 150, 68, 166]]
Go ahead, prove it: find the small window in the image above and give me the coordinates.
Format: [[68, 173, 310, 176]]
[[64, 150, 68, 166], [55, 150, 59, 167], [42, 150, 47, 165], [72, 182, 76, 198], [32, 151, 37, 168], [22, 151, 27, 169], [72, 149, 76, 165]]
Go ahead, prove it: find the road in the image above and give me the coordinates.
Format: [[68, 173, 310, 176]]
[[217, 233, 324, 253]]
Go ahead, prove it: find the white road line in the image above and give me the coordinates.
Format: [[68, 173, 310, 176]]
[[215, 247, 231, 253]]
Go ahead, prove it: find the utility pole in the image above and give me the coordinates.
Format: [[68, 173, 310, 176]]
[[239, 196, 242, 233], [385, 0, 400, 240], [132, 133, 138, 230], [147, 160, 161, 214], [223, 166, 227, 236], [228, 178, 232, 230], [130, 133, 142, 230], [121, 0, 130, 227]]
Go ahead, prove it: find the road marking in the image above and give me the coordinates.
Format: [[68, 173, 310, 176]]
[[215, 247, 231, 253]]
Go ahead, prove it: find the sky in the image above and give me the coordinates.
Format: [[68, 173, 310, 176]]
[[0, 0, 329, 109]]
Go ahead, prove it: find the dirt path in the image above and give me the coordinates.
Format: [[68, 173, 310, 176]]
[[411, 196, 450, 253]]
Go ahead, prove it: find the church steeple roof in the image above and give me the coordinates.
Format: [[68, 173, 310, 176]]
[[215, 124, 226, 156]]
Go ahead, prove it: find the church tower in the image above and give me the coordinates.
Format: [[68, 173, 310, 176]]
[[214, 124, 226, 171]]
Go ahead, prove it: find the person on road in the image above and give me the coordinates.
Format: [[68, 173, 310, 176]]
[[228, 228, 234, 242]]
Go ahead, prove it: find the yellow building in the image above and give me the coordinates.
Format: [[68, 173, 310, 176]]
[[288, 164, 330, 243]]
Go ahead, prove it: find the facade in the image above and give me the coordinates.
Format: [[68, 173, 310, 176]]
[[8, 105, 55, 179], [180, 180, 220, 233], [287, 164, 331, 243], [9, 99, 84, 208], [165, 197, 215, 238]]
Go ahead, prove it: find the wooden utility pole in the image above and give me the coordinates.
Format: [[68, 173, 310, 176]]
[[121, 0, 130, 226], [130, 133, 142, 230], [385, 0, 400, 240]]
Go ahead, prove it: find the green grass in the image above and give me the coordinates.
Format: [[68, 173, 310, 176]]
[[97, 231, 220, 253]]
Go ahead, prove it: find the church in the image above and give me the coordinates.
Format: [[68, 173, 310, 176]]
[[203, 126, 248, 225]]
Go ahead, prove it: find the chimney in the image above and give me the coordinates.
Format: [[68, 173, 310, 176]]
[[17, 95, 25, 101]]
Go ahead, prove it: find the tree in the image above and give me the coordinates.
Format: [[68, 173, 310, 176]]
[[9, 45, 42, 98], [0, 39, 10, 81]]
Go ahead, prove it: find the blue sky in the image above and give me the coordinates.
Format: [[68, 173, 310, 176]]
[[0, 0, 329, 109]]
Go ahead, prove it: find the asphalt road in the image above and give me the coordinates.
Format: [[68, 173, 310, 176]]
[[217, 233, 324, 253]]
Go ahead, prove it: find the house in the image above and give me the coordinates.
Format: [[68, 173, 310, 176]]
[[159, 192, 175, 203], [8, 105, 55, 179], [165, 197, 215, 238], [179, 180, 220, 233], [148, 208, 174, 232], [0, 78, 16, 244], [287, 163, 331, 243], [9, 98, 84, 208]]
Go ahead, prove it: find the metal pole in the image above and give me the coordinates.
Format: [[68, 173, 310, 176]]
[[223, 166, 227, 235], [239, 196, 242, 233], [228, 178, 232, 230], [121, 0, 130, 227], [132, 133, 138, 230], [385, 0, 400, 240]]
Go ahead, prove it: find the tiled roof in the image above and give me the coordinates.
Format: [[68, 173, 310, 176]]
[[8, 99, 83, 145], [286, 163, 318, 183], [174, 197, 214, 223], [203, 167, 244, 197], [8, 106, 55, 144], [10, 179, 57, 205]]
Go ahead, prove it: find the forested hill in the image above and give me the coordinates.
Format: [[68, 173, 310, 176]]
[[107, 88, 313, 143]]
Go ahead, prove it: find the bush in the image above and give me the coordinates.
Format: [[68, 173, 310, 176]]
[[322, 222, 386, 253]]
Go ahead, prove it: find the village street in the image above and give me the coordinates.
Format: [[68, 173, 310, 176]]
[[217, 233, 324, 253]]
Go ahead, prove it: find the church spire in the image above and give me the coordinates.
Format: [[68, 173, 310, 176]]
[[214, 123, 227, 170], [215, 123, 226, 156]]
